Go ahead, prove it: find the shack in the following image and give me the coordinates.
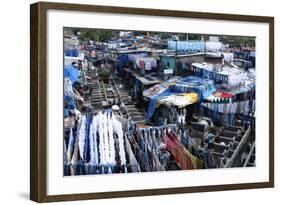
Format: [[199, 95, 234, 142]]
[[116, 49, 148, 73], [159, 53, 205, 77]]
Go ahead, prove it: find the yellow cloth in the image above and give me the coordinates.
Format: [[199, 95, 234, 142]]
[[157, 92, 198, 108], [180, 93, 198, 103], [184, 149, 204, 169], [156, 93, 198, 108]]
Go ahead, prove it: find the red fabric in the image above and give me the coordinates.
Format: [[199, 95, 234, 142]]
[[220, 92, 234, 98], [163, 132, 194, 170]]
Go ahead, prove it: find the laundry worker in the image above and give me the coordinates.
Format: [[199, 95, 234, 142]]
[[120, 100, 126, 112], [236, 129, 243, 141], [77, 59, 83, 71], [140, 59, 145, 76], [205, 132, 215, 150]]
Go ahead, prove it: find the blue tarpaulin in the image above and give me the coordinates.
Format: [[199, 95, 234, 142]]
[[146, 76, 216, 119], [65, 49, 79, 57], [170, 76, 216, 101], [147, 90, 175, 119], [64, 65, 79, 84], [64, 95, 76, 109], [117, 54, 129, 72]]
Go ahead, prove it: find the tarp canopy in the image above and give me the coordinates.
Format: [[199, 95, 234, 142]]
[[147, 90, 176, 119], [170, 76, 216, 101], [143, 76, 182, 99], [64, 65, 80, 84], [145, 76, 216, 119]]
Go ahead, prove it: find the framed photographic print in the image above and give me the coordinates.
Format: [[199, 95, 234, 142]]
[[30, 1, 274, 202]]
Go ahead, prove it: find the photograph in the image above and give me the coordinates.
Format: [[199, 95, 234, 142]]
[[63, 28, 256, 176]]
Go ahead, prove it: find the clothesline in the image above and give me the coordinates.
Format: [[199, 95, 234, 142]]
[[64, 113, 207, 176], [64, 111, 130, 175], [201, 99, 255, 115], [134, 124, 201, 155]]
